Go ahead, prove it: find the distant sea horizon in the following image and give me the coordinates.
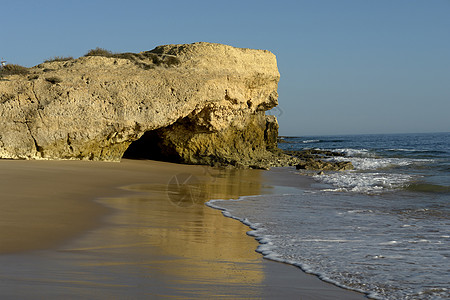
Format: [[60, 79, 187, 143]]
[[279, 130, 450, 138]]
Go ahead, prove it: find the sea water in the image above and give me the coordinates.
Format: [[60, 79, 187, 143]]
[[207, 132, 450, 299]]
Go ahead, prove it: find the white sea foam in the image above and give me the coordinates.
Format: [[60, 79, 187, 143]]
[[311, 153, 430, 194], [314, 172, 413, 194], [328, 156, 418, 170], [311, 147, 434, 171], [380, 241, 399, 245], [302, 139, 320, 144], [332, 148, 374, 157]]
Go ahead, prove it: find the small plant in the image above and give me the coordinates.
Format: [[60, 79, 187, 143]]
[[44, 56, 74, 63], [28, 74, 39, 80], [45, 76, 63, 84], [114, 52, 138, 60], [142, 52, 180, 67], [0, 64, 29, 75], [164, 55, 180, 66], [84, 47, 113, 57]]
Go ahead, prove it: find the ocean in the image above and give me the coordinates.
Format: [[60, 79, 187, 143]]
[[207, 132, 450, 299]]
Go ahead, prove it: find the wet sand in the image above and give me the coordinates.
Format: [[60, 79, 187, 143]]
[[0, 159, 366, 299]]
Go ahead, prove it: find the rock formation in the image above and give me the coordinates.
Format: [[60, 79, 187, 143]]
[[286, 149, 354, 171], [0, 42, 290, 168]]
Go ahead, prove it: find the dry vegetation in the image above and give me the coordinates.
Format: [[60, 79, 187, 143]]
[[1, 46, 179, 80], [44, 56, 74, 63], [0, 64, 29, 76], [45, 76, 63, 84], [84, 47, 180, 69]]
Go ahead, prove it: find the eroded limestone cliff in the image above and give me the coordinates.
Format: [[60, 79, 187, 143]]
[[0, 42, 291, 168]]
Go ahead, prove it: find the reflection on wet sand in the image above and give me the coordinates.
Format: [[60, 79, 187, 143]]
[[79, 168, 265, 296], [0, 163, 268, 298]]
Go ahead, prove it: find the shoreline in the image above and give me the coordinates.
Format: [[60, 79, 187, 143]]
[[209, 167, 369, 299], [0, 159, 366, 298]]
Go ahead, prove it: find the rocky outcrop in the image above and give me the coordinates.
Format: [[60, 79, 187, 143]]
[[0, 42, 287, 168], [286, 149, 354, 171], [295, 159, 354, 171]]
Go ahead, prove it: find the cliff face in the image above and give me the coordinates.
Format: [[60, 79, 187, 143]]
[[0, 43, 284, 167]]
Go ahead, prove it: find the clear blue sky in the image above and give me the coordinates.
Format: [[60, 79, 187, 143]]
[[2, 0, 449, 136]]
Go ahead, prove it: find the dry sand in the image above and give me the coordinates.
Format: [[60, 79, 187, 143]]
[[0, 159, 366, 299]]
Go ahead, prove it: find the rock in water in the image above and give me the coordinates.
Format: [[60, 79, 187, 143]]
[[0, 43, 282, 167]]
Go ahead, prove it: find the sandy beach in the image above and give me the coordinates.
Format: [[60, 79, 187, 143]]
[[0, 159, 366, 299]]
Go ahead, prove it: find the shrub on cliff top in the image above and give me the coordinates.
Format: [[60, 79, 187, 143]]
[[44, 56, 74, 63], [84, 47, 114, 57], [0, 64, 29, 75]]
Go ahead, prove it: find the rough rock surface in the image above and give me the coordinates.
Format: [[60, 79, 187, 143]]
[[295, 159, 354, 171], [286, 149, 354, 171], [0, 42, 289, 168]]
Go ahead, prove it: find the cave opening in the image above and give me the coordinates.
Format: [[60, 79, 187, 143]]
[[122, 129, 179, 163]]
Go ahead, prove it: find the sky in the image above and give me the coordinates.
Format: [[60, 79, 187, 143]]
[[1, 0, 449, 136]]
